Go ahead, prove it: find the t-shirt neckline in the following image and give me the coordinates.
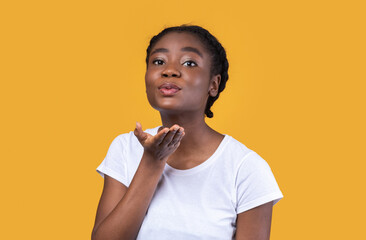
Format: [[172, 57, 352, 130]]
[[151, 126, 230, 176]]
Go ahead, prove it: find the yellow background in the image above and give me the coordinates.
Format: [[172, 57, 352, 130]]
[[1, 0, 365, 239]]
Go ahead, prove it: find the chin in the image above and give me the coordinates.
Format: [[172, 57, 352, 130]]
[[148, 96, 180, 109], [148, 103, 183, 116], [151, 104, 181, 113]]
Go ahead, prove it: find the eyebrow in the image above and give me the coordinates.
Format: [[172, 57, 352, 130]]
[[181, 47, 203, 58], [150, 47, 203, 58], [150, 48, 169, 56]]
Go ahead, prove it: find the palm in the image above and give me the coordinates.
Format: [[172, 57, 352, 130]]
[[134, 122, 185, 161], [139, 132, 155, 148]]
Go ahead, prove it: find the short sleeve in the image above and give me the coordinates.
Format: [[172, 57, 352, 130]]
[[96, 134, 128, 187], [236, 151, 283, 214]]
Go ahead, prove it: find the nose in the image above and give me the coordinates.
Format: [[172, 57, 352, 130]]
[[162, 64, 181, 78]]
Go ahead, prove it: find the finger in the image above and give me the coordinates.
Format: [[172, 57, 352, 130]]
[[160, 125, 180, 146], [169, 127, 184, 146], [134, 122, 147, 143], [173, 141, 181, 148], [133, 122, 142, 138], [173, 129, 185, 147], [155, 127, 170, 145]]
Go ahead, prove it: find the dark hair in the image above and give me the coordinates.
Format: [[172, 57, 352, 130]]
[[145, 25, 229, 118]]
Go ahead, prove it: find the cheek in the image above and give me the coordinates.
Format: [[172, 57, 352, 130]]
[[189, 72, 211, 94], [144, 71, 160, 107], [145, 71, 156, 91]]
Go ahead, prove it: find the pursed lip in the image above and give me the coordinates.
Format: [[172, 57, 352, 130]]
[[158, 82, 182, 90], [158, 82, 182, 96]]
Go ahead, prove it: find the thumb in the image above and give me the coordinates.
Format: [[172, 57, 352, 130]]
[[134, 122, 147, 143]]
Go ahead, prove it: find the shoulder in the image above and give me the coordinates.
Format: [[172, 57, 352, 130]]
[[219, 135, 274, 176], [99, 126, 161, 186], [222, 135, 252, 156], [223, 137, 283, 213], [220, 135, 254, 166]]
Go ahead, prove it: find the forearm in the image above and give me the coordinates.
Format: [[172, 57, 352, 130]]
[[92, 153, 165, 240]]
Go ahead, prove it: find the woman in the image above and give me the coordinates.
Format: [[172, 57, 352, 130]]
[[92, 25, 283, 240]]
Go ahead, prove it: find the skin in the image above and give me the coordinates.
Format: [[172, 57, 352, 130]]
[[145, 32, 224, 169], [91, 32, 273, 240]]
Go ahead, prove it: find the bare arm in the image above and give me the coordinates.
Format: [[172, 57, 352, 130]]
[[91, 123, 184, 240], [235, 201, 273, 240], [92, 175, 127, 238]]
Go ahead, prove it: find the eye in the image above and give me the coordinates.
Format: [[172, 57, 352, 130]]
[[152, 59, 165, 65], [182, 60, 197, 67]]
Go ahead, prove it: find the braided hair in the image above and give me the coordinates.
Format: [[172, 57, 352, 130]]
[[145, 25, 229, 118]]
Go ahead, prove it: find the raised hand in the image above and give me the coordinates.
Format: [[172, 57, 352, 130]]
[[134, 122, 185, 161]]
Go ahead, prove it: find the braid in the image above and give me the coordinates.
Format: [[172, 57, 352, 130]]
[[203, 33, 229, 118], [146, 25, 229, 118]]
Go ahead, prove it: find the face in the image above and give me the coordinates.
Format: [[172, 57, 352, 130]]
[[145, 32, 221, 116]]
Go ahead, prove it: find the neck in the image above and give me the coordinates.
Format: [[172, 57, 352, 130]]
[[159, 111, 224, 169], [159, 111, 221, 152], [160, 111, 208, 133]]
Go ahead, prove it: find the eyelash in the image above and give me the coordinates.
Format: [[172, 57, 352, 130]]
[[152, 59, 197, 67], [152, 59, 165, 65], [182, 60, 197, 67]]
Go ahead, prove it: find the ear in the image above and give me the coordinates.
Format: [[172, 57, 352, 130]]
[[208, 74, 221, 97]]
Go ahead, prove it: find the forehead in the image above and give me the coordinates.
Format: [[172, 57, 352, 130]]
[[151, 32, 208, 55]]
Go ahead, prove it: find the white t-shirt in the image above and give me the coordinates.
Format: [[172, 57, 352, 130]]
[[96, 126, 283, 240]]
